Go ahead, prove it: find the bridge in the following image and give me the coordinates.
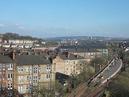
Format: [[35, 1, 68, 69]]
[[68, 58, 123, 97]]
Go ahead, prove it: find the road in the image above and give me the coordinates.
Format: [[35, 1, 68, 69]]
[[91, 58, 122, 85], [68, 58, 123, 97]]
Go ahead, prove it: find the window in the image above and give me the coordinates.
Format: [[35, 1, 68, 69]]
[[26, 85, 29, 90], [8, 74, 10, 78], [11, 83, 13, 89], [21, 68, 23, 71], [18, 67, 24, 72], [8, 84, 10, 89], [33, 67, 38, 73], [11, 74, 13, 78], [8, 83, 13, 90], [46, 65, 51, 71], [46, 74, 50, 79], [8, 74, 13, 79], [10, 64, 13, 68], [27, 76, 29, 80]]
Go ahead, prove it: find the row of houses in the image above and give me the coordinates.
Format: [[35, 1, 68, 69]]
[[72, 49, 108, 61], [59, 46, 108, 62], [0, 43, 34, 49], [0, 36, 45, 49]]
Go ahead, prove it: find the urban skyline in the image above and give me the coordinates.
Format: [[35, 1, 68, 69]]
[[0, 0, 129, 38]]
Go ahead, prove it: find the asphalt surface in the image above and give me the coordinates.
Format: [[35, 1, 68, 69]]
[[68, 58, 123, 97], [91, 58, 122, 86]]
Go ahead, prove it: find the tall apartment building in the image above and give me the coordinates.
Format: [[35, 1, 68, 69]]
[[53, 52, 86, 76], [0, 54, 55, 97], [0, 55, 14, 97]]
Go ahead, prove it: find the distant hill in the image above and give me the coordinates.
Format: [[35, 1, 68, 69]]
[[46, 36, 129, 42], [46, 36, 112, 41], [1, 32, 43, 41]]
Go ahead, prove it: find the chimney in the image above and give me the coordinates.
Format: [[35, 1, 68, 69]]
[[75, 55, 77, 58], [64, 51, 68, 58], [49, 57, 53, 64], [12, 50, 16, 60], [68, 53, 70, 58], [27, 52, 31, 55]]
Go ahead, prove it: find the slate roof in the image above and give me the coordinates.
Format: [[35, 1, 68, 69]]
[[15, 55, 51, 65], [59, 53, 84, 60], [68, 48, 98, 53], [0, 54, 13, 63]]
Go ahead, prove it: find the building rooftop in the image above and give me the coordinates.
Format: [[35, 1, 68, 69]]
[[0, 54, 13, 63], [15, 55, 51, 65], [59, 45, 107, 52], [58, 52, 84, 60]]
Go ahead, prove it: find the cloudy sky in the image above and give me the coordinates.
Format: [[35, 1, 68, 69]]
[[0, 0, 129, 38]]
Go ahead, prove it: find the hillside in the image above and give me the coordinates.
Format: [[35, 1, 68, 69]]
[[1, 32, 43, 41]]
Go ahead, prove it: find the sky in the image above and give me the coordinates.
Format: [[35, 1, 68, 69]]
[[0, 0, 129, 38]]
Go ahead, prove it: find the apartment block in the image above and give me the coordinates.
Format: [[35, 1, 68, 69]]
[[0, 53, 55, 97], [53, 52, 86, 76]]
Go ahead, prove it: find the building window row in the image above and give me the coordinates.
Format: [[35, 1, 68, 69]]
[[8, 83, 13, 90], [27, 76, 40, 80], [8, 73, 13, 79]]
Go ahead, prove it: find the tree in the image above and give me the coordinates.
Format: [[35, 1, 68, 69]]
[[54, 80, 67, 97], [38, 87, 55, 97], [105, 68, 129, 97], [75, 61, 95, 85], [90, 57, 108, 72]]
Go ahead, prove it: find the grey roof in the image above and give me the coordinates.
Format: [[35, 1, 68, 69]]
[[59, 53, 84, 60], [0, 54, 13, 63], [60, 46, 107, 53], [15, 55, 51, 65], [68, 48, 98, 53]]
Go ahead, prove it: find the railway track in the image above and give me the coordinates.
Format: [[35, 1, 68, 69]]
[[67, 58, 122, 97], [67, 83, 87, 97]]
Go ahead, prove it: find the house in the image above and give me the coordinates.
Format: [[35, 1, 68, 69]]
[[10, 44, 18, 48], [59, 45, 108, 63], [8, 39, 35, 44], [70, 48, 108, 62], [7, 39, 35, 49], [2, 43, 10, 48], [53, 52, 86, 76]]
